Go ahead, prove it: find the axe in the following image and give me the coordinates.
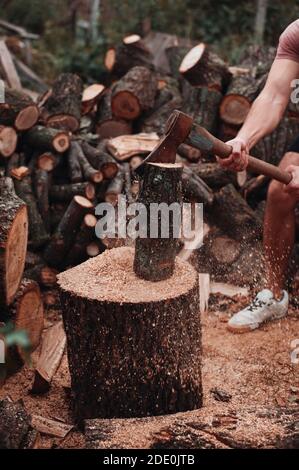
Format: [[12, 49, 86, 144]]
[[135, 110, 292, 185]]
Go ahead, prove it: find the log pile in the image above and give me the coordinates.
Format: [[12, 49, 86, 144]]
[[1, 36, 299, 372]]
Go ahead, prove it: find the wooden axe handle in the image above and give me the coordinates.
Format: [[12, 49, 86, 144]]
[[186, 124, 292, 185]]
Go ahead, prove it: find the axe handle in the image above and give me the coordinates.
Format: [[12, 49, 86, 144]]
[[186, 125, 292, 185]]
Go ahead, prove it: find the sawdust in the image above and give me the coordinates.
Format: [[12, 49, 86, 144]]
[[57, 246, 198, 303], [0, 292, 298, 448]]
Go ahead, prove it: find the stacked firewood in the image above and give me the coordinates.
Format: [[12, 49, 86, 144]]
[[1, 34, 299, 348]]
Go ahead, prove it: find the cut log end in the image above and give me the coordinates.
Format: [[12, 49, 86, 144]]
[[111, 90, 140, 120], [74, 195, 93, 209], [123, 34, 141, 45], [14, 105, 39, 131], [220, 95, 251, 126], [104, 48, 116, 71], [95, 120, 132, 139], [0, 126, 18, 157], [47, 115, 79, 133], [82, 84, 105, 103], [52, 132, 70, 153], [179, 43, 206, 73]]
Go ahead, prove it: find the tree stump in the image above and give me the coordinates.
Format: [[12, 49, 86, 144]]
[[58, 246, 202, 422]]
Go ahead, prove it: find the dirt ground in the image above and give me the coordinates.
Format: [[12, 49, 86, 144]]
[[0, 292, 298, 449]]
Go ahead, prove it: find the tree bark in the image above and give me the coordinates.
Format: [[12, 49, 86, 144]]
[[95, 89, 132, 138], [0, 177, 28, 306], [0, 87, 39, 131], [25, 126, 70, 153], [0, 398, 37, 449]]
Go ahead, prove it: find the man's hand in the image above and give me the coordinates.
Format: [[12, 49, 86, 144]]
[[284, 164, 299, 197], [217, 138, 249, 172]]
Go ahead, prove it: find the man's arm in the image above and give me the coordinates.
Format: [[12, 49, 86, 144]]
[[219, 58, 299, 171], [238, 59, 299, 149]]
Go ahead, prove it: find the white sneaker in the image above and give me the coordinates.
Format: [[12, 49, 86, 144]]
[[227, 289, 288, 333]]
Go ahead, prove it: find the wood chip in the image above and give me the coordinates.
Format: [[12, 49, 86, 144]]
[[31, 415, 73, 438]]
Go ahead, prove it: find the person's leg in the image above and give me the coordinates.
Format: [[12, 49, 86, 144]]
[[264, 151, 299, 298]]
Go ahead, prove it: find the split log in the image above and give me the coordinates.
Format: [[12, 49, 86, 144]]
[[0, 398, 37, 449], [95, 89, 132, 138], [189, 162, 236, 189], [0, 177, 28, 306], [49, 182, 95, 202], [179, 43, 231, 91], [31, 415, 72, 438], [105, 34, 154, 78], [65, 213, 98, 266], [31, 321, 66, 394], [107, 132, 159, 161], [24, 264, 58, 288], [58, 245, 202, 421], [71, 141, 103, 183], [210, 184, 262, 241], [134, 162, 183, 281], [220, 73, 266, 126], [10, 165, 30, 180], [111, 66, 157, 120], [0, 87, 39, 130], [182, 166, 214, 205], [81, 83, 105, 115], [1, 279, 44, 361], [14, 174, 49, 248], [43, 195, 93, 268], [45, 73, 83, 132], [81, 140, 119, 179], [0, 126, 17, 157], [181, 83, 222, 133], [25, 126, 70, 153]]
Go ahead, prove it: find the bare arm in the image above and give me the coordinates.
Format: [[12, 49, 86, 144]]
[[237, 59, 299, 149]]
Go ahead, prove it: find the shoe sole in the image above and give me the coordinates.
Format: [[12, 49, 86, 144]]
[[227, 311, 288, 334]]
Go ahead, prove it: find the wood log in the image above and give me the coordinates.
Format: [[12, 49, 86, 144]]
[[0, 126, 17, 157], [181, 82, 222, 133], [14, 174, 49, 248], [58, 245, 202, 421], [85, 405, 299, 449], [0, 398, 37, 449], [81, 83, 105, 115], [179, 43, 231, 90], [177, 143, 201, 162], [43, 195, 93, 268], [129, 155, 143, 170], [134, 162, 183, 281], [71, 141, 103, 183], [65, 213, 98, 266], [239, 45, 276, 78], [141, 77, 182, 134], [105, 34, 154, 78], [0, 177, 28, 306], [36, 152, 60, 172], [182, 166, 214, 205], [209, 184, 262, 242], [165, 46, 190, 79], [111, 66, 157, 120], [45, 73, 83, 132], [189, 162, 236, 189], [67, 141, 83, 183], [5, 152, 19, 176], [95, 89, 132, 138], [107, 132, 159, 161], [104, 170, 124, 206], [1, 278, 44, 361], [49, 182, 95, 202], [25, 126, 70, 153], [0, 87, 39, 130], [10, 165, 30, 180], [33, 169, 50, 230], [81, 140, 119, 179], [0, 39, 22, 90], [31, 321, 66, 395], [220, 73, 266, 126], [24, 264, 58, 288]]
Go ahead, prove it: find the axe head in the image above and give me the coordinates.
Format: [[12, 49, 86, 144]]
[[134, 110, 193, 177]]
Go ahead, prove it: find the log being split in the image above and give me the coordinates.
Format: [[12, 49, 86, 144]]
[[44, 195, 93, 268], [45, 73, 83, 132], [179, 43, 231, 90], [134, 162, 183, 281], [0, 177, 28, 306], [58, 246, 202, 422], [111, 66, 157, 120]]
